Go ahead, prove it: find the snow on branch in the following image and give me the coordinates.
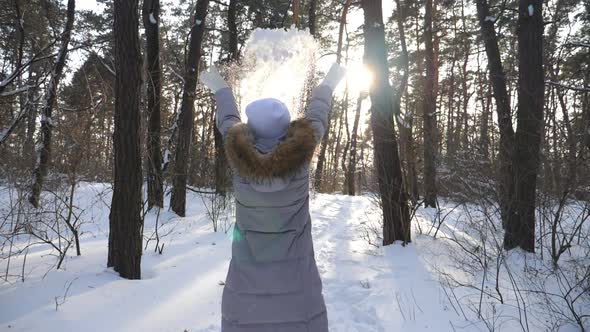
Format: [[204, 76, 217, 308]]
[[0, 85, 33, 97], [0, 108, 27, 146], [564, 42, 590, 48], [0, 40, 57, 94]]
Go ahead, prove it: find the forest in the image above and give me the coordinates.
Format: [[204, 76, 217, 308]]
[[0, 0, 589, 331]]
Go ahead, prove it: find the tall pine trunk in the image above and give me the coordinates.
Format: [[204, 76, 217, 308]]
[[394, 0, 417, 203], [308, 0, 317, 37], [228, 0, 238, 61], [504, 0, 544, 252], [362, 0, 411, 245], [170, 0, 210, 216], [28, 0, 75, 208], [143, 0, 164, 209], [345, 93, 366, 195], [475, 0, 515, 227], [422, 0, 438, 208], [108, 0, 144, 279]]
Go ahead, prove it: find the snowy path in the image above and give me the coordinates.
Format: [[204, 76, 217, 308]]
[[0, 186, 461, 331], [311, 194, 458, 332]]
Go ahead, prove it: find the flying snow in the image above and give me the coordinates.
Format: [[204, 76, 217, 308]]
[[528, 4, 534, 16], [149, 12, 157, 24], [230, 26, 317, 121]]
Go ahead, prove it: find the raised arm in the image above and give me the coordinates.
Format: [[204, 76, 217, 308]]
[[199, 67, 241, 138], [305, 63, 346, 143], [305, 85, 333, 143], [214, 88, 241, 137]]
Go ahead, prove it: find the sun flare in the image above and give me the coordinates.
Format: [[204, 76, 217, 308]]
[[345, 63, 373, 94]]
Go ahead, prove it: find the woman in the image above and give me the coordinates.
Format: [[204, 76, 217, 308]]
[[199, 63, 345, 332]]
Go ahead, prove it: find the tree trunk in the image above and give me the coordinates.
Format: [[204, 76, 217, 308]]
[[308, 0, 317, 37], [446, 54, 457, 158], [108, 0, 144, 279], [504, 0, 544, 252], [24, 66, 39, 164], [341, 89, 351, 192], [228, 0, 238, 61], [422, 0, 437, 208], [394, 0, 417, 204], [293, 0, 300, 27], [28, 0, 76, 208], [313, 0, 351, 192], [214, 0, 238, 196], [479, 76, 492, 160], [345, 93, 366, 195], [583, 65, 590, 152], [143, 0, 164, 209], [170, 0, 210, 217], [556, 90, 577, 189], [460, 44, 471, 150], [475, 0, 515, 227], [362, 0, 411, 245]]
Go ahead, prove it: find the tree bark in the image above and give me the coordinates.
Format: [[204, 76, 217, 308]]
[[475, 0, 515, 227], [293, 0, 300, 27], [583, 64, 590, 152], [108, 0, 144, 279], [345, 93, 366, 195], [228, 0, 238, 61], [143, 0, 164, 209], [504, 0, 544, 252], [394, 0, 417, 203], [308, 0, 317, 37], [422, 0, 438, 208], [170, 0, 210, 217], [362, 0, 411, 245], [28, 0, 75, 208]]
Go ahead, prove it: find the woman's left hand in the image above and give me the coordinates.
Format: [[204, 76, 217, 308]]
[[199, 66, 229, 92]]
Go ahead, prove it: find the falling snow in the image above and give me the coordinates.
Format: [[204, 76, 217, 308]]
[[528, 4, 534, 16], [149, 12, 157, 24], [235, 26, 317, 119], [485, 16, 496, 22]]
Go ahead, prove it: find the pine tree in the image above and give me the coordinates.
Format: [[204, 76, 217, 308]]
[[143, 0, 164, 209], [362, 0, 411, 245], [170, 0, 210, 217], [28, 0, 76, 208], [108, 0, 144, 279]]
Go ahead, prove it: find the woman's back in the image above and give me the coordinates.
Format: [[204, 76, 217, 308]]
[[199, 63, 345, 331]]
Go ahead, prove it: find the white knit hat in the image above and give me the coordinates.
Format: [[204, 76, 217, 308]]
[[245, 98, 291, 153]]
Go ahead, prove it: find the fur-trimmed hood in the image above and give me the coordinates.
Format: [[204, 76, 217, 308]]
[[225, 119, 317, 181]]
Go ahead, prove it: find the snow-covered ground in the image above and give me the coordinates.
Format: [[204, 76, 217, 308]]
[[0, 183, 588, 331]]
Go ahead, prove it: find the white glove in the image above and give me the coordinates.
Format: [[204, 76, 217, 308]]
[[199, 66, 229, 93], [320, 63, 346, 91]]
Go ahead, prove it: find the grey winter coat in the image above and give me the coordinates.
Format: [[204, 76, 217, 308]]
[[214, 84, 333, 332]]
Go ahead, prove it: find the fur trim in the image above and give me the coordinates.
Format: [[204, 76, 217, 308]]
[[225, 119, 317, 181]]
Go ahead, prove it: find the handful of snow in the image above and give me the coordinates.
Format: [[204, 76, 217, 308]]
[[231, 26, 317, 121]]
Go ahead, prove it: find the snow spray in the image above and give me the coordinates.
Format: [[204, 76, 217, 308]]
[[228, 26, 318, 121]]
